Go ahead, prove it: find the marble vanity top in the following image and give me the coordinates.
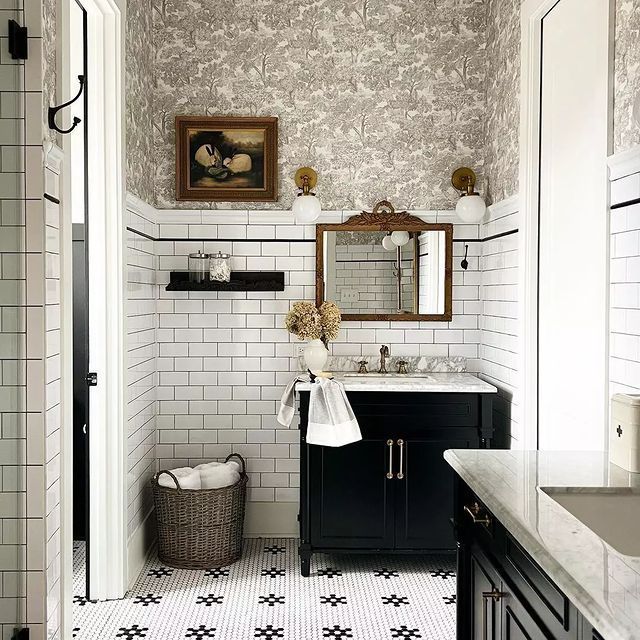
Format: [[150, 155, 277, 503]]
[[296, 372, 497, 393], [444, 449, 640, 640]]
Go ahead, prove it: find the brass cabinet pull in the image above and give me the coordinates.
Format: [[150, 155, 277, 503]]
[[480, 589, 507, 640], [464, 502, 492, 527], [396, 439, 405, 479], [482, 588, 508, 602], [386, 439, 394, 479]]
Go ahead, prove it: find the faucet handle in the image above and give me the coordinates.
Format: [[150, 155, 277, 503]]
[[357, 360, 368, 374], [397, 360, 408, 374], [380, 344, 389, 355]]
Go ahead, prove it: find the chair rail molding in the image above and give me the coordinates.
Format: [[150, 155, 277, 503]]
[[607, 145, 640, 181]]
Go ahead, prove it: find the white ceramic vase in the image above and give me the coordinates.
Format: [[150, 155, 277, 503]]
[[304, 339, 328, 374]]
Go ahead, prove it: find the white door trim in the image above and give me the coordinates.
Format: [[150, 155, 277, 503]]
[[518, 0, 556, 450], [518, 0, 614, 449], [59, 0, 127, 635]]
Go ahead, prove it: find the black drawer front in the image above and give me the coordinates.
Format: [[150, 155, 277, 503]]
[[504, 534, 572, 634], [457, 486, 496, 545], [346, 392, 479, 426]]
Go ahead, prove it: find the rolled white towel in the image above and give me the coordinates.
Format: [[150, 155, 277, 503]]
[[157, 467, 201, 490], [194, 460, 241, 473], [199, 463, 240, 489]]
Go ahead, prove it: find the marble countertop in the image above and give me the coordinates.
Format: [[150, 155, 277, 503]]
[[296, 372, 497, 393], [444, 449, 640, 640]]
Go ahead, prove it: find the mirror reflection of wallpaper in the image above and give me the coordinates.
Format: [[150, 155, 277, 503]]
[[150, 0, 487, 210]]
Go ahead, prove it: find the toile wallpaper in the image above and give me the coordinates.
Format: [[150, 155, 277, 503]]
[[614, 0, 640, 153], [126, 0, 155, 204], [150, 0, 487, 210], [42, 0, 58, 145], [483, 0, 520, 204]]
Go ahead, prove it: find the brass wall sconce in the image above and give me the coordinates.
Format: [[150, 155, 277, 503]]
[[451, 167, 487, 223], [292, 167, 321, 223]]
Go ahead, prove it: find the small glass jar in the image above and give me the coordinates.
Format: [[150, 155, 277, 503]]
[[210, 251, 231, 283], [189, 250, 210, 283]]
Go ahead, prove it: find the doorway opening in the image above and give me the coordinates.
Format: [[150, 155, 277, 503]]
[[69, 0, 91, 601], [59, 0, 127, 634]]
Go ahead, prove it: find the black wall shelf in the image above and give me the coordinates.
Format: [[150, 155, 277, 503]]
[[166, 271, 285, 292]]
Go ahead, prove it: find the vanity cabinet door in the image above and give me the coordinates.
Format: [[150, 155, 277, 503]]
[[470, 548, 501, 640], [395, 434, 477, 550], [308, 438, 395, 549], [502, 590, 549, 640]]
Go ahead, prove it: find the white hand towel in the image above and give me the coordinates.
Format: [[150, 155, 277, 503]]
[[278, 376, 307, 427], [199, 466, 239, 490], [157, 467, 201, 490], [307, 377, 362, 447]]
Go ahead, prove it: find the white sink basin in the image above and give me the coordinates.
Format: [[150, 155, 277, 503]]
[[541, 487, 640, 557], [342, 373, 436, 380]]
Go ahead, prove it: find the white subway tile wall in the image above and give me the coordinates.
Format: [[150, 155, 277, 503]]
[[0, 0, 50, 636], [126, 197, 158, 541], [478, 199, 520, 445], [44, 156, 62, 640], [610, 172, 640, 395], [153, 211, 482, 504]]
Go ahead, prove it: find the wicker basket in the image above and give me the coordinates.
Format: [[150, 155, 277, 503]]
[[151, 454, 248, 569]]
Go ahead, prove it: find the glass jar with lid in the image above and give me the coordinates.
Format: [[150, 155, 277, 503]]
[[189, 250, 210, 283], [210, 251, 231, 283]]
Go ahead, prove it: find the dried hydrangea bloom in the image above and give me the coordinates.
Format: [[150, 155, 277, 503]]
[[319, 301, 341, 342], [285, 301, 322, 341]]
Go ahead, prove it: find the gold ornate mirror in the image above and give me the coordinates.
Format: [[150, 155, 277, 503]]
[[316, 201, 453, 321]]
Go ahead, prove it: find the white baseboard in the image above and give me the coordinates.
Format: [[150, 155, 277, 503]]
[[244, 502, 299, 538], [127, 509, 157, 588]]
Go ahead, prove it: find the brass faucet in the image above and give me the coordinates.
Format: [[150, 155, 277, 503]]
[[379, 345, 390, 374]]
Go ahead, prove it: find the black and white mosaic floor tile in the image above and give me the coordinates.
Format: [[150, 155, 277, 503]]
[[73, 538, 456, 639]]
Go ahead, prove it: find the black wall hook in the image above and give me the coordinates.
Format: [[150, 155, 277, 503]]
[[48, 75, 85, 135], [461, 244, 469, 270]]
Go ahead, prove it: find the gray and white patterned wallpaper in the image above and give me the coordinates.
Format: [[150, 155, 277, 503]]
[[150, 0, 487, 210], [42, 0, 58, 145], [615, 0, 640, 153], [483, 0, 520, 204], [126, 0, 155, 204]]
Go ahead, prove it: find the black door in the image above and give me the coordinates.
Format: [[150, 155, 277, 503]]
[[470, 548, 501, 640], [72, 224, 88, 540], [394, 434, 477, 550], [309, 438, 395, 549]]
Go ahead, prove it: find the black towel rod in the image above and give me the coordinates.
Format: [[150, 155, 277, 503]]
[[48, 75, 85, 135]]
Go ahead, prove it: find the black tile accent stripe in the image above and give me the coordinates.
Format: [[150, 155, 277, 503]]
[[611, 197, 640, 210], [44, 193, 60, 205], [126, 225, 519, 244]]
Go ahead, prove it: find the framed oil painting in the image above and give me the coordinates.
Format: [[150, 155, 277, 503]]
[[175, 116, 278, 202]]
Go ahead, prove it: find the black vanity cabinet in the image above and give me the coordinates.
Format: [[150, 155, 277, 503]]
[[298, 391, 495, 576], [454, 477, 600, 640]]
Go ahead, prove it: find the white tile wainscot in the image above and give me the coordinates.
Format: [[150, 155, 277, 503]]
[[125, 194, 159, 585], [609, 146, 640, 396], [153, 208, 482, 536], [478, 195, 520, 447]]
